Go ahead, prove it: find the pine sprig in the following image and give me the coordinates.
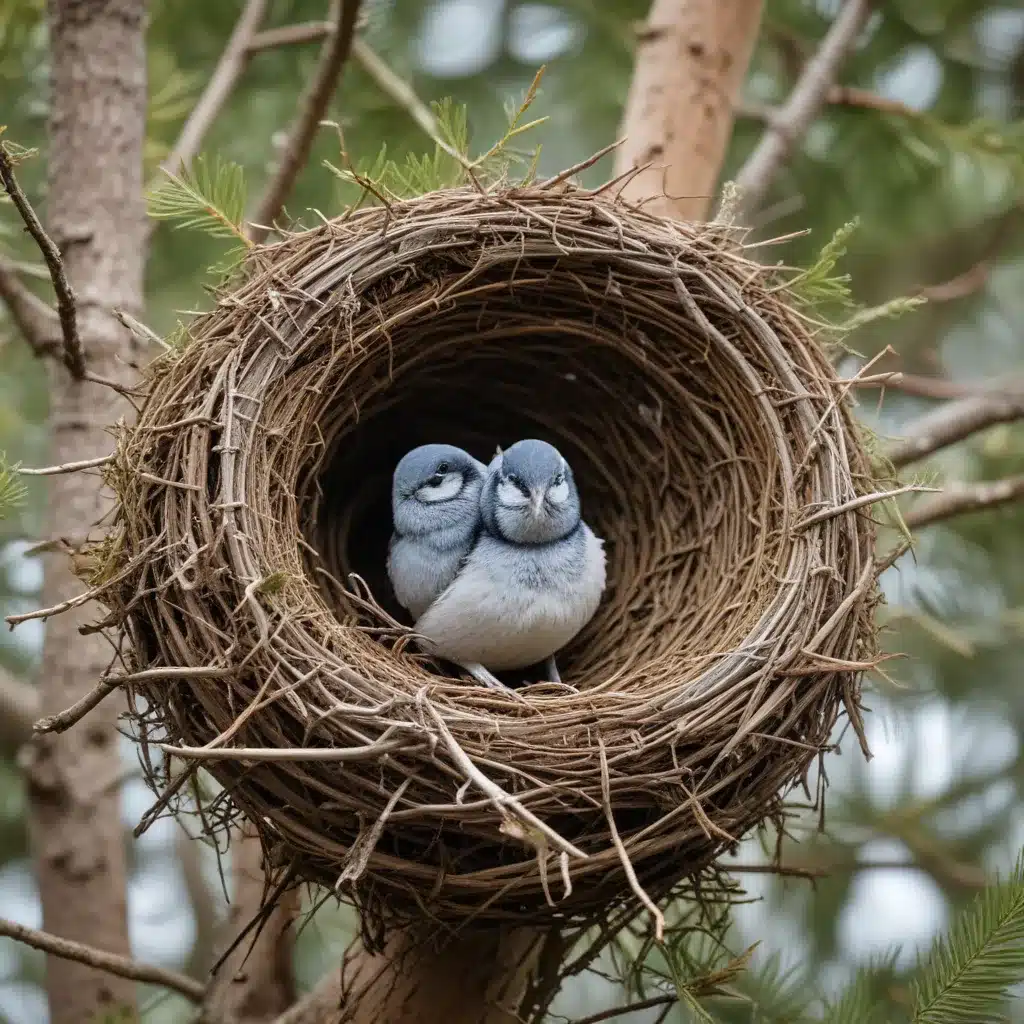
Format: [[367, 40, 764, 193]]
[[820, 954, 899, 1024], [0, 453, 27, 518], [146, 154, 250, 245], [909, 854, 1024, 1024]]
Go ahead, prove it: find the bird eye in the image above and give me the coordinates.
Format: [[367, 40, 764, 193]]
[[553, 473, 565, 487], [427, 473, 445, 487], [436, 461, 450, 475], [508, 474, 528, 494]]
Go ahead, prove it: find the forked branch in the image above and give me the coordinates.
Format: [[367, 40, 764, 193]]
[[0, 145, 85, 377], [248, 0, 363, 243], [735, 0, 872, 214]]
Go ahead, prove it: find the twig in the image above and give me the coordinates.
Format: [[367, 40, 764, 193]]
[[158, 0, 269, 179], [853, 371, 1024, 401], [33, 667, 232, 734], [738, 86, 928, 128], [158, 736, 422, 761], [904, 475, 1024, 530], [0, 146, 85, 377], [247, 20, 333, 52], [19, 455, 113, 476], [0, 916, 205, 1002], [797, 484, 935, 529], [735, 0, 872, 214], [0, 257, 60, 356], [571, 994, 677, 1024], [351, 38, 440, 140], [888, 392, 1024, 468], [248, 0, 363, 244]]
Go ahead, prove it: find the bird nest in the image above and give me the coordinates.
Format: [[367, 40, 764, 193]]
[[81, 182, 882, 930]]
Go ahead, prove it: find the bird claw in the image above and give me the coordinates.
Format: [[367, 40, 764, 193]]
[[542, 654, 562, 685], [459, 661, 518, 694]]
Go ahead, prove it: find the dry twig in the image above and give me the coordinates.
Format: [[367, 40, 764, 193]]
[[0, 257, 60, 356], [735, 0, 872, 214], [0, 146, 85, 376], [888, 392, 1024, 468], [0, 916, 205, 1002], [248, 0, 363, 243], [904, 476, 1024, 530]]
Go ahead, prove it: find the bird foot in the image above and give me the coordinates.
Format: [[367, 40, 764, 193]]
[[459, 661, 518, 694], [542, 654, 562, 685]]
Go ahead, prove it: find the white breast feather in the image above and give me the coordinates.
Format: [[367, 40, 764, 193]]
[[415, 525, 606, 671]]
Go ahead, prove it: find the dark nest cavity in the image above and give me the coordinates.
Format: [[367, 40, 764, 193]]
[[87, 183, 882, 929]]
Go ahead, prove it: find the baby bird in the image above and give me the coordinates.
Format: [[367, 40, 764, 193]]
[[414, 439, 606, 689], [386, 444, 487, 621]]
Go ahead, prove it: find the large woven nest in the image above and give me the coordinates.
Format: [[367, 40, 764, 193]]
[[92, 183, 881, 929]]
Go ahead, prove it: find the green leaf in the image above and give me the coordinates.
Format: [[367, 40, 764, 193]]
[[910, 854, 1024, 1023], [146, 154, 250, 244]]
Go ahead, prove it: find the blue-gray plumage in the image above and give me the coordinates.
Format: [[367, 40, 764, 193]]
[[414, 439, 606, 688], [387, 444, 487, 621]]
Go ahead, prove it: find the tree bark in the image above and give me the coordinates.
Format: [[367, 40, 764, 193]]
[[613, 0, 765, 221], [201, 826, 300, 1023], [20, 2, 149, 1022], [278, 927, 545, 1024]]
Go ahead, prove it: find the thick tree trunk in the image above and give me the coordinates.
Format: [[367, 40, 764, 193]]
[[201, 827, 299, 1023], [278, 927, 545, 1024], [21, 2, 149, 1022], [614, 0, 765, 221]]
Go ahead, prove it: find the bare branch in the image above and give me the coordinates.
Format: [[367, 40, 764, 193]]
[[158, 0, 269, 178], [571, 994, 677, 1024], [0, 916, 205, 1002], [0, 664, 37, 756], [0, 146, 85, 377], [904, 476, 1024, 530], [0, 258, 60, 356], [888, 392, 1024, 469], [248, 0, 363, 244], [735, 0, 872, 214], [854, 371, 1024, 402], [247, 20, 332, 52]]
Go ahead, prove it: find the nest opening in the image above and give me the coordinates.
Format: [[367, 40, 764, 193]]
[[100, 185, 880, 928]]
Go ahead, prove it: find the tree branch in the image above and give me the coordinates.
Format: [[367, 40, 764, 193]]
[[0, 147, 85, 377], [158, 0, 269, 177], [247, 21, 332, 52], [0, 916, 205, 1002], [887, 392, 1024, 468], [854, 371, 1024, 402], [0, 258, 60, 356], [735, 0, 872, 215], [571, 994, 677, 1024], [247, 0, 363, 244], [903, 476, 1024, 530]]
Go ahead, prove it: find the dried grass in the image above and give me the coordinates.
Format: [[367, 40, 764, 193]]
[[83, 182, 881, 928]]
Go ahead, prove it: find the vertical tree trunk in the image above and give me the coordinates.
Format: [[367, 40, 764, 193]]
[[21, 2, 149, 1022], [614, 0, 765, 221]]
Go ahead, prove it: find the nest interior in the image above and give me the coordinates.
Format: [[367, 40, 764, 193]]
[[99, 184, 880, 929]]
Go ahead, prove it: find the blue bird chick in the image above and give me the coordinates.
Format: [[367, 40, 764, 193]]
[[415, 439, 606, 690], [386, 444, 487, 621]]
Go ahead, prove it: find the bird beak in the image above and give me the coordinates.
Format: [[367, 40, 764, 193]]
[[529, 489, 545, 517]]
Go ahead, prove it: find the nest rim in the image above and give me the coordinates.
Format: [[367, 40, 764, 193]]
[[89, 182, 881, 929]]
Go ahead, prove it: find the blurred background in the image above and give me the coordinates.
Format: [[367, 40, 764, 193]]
[[1, 0, 1022, 1021]]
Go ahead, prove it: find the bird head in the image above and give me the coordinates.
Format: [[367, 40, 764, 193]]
[[391, 444, 486, 537], [483, 439, 580, 545]]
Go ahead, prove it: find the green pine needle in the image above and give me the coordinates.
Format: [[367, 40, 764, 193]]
[[821, 953, 899, 1024], [146, 154, 250, 245], [0, 453, 27, 518], [910, 854, 1024, 1024]]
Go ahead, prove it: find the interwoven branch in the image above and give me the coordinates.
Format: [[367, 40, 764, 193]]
[[44, 184, 881, 930]]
